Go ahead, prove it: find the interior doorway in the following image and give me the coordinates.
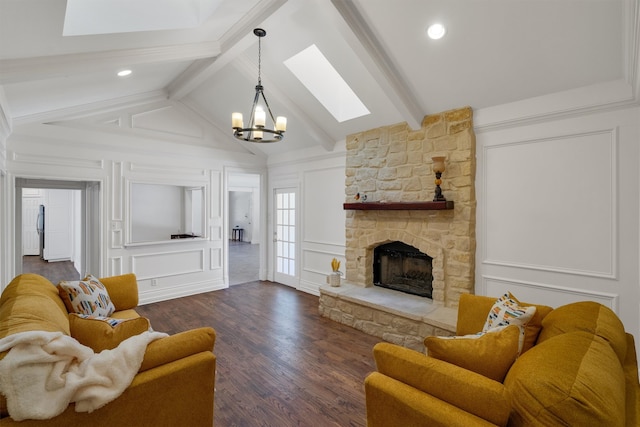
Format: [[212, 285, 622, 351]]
[[15, 178, 101, 284], [228, 173, 261, 285]]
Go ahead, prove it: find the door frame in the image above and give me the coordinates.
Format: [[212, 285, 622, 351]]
[[224, 167, 267, 285], [14, 178, 102, 278]]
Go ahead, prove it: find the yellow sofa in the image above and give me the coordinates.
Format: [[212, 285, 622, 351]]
[[365, 294, 640, 427], [0, 273, 217, 426]]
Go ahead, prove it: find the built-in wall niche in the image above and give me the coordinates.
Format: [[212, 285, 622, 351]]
[[127, 182, 206, 245]]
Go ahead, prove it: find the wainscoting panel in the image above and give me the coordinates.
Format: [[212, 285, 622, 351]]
[[131, 106, 205, 139], [303, 167, 346, 246], [12, 152, 104, 170], [481, 275, 619, 313], [111, 161, 123, 221], [209, 170, 222, 244], [109, 257, 123, 277], [132, 249, 205, 281], [303, 247, 344, 277], [110, 228, 123, 249], [128, 161, 207, 178], [139, 278, 226, 305], [210, 247, 222, 270], [483, 128, 617, 278]]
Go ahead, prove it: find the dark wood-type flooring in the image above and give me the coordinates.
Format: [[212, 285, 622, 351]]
[[136, 281, 381, 427], [22, 255, 80, 284]]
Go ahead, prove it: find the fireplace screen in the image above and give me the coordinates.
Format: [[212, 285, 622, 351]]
[[373, 241, 433, 298]]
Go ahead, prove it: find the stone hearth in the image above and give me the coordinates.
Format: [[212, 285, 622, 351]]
[[319, 106, 476, 350], [319, 283, 456, 351]]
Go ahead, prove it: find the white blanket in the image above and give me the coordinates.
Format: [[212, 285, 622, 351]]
[[0, 330, 167, 421]]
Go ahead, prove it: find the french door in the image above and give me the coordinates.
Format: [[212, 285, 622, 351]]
[[273, 188, 297, 286]]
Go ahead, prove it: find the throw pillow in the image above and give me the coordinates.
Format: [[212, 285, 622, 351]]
[[424, 325, 520, 382], [69, 313, 151, 353], [57, 275, 116, 317], [483, 292, 536, 353]]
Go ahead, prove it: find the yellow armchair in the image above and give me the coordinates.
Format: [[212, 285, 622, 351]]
[[365, 294, 639, 427]]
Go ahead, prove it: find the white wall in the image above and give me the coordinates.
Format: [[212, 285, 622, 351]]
[[475, 84, 640, 357], [2, 106, 264, 303], [267, 144, 347, 295]]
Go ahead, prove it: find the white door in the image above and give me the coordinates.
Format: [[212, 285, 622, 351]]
[[273, 188, 297, 286], [44, 189, 73, 261]]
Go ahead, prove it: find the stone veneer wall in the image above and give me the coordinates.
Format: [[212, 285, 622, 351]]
[[344, 106, 476, 307]]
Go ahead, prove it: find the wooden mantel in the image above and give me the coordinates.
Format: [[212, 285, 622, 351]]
[[343, 201, 454, 210]]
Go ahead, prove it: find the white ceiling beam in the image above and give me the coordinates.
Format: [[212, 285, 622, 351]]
[[0, 42, 221, 84], [331, 0, 423, 130], [624, 0, 640, 103], [167, 0, 287, 100], [232, 56, 336, 152], [0, 86, 13, 140]]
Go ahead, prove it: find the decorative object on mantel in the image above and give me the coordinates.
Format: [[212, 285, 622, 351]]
[[329, 258, 342, 287], [231, 28, 287, 143], [432, 155, 447, 202], [354, 192, 367, 202]]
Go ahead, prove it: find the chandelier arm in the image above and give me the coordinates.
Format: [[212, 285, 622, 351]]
[[248, 87, 261, 129], [259, 90, 278, 125]]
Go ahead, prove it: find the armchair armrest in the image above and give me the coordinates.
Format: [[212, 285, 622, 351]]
[[140, 327, 216, 372], [0, 352, 216, 427], [99, 274, 138, 311], [373, 342, 510, 426]]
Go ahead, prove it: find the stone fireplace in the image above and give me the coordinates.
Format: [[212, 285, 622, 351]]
[[319, 106, 477, 350]]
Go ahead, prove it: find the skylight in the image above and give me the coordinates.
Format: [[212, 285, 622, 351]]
[[63, 0, 222, 36], [284, 44, 370, 123]]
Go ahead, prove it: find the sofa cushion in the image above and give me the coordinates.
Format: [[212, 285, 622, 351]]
[[537, 301, 627, 364], [0, 274, 70, 339], [504, 331, 626, 427], [483, 293, 536, 353], [424, 325, 520, 382], [99, 273, 139, 311], [57, 275, 116, 317], [457, 293, 552, 354], [69, 314, 150, 353]]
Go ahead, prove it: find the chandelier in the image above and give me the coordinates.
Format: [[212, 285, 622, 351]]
[[232, 28, 287, 143]]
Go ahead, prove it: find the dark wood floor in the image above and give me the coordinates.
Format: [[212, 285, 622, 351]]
[[22, 255, 80, 284], [136, 281, 381, 427]]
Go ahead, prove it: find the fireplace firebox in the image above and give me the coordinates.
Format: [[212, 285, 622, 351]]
[[373, 241, 433, 298]]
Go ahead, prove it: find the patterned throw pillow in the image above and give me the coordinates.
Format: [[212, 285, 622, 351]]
[[483, 292, 536, 353], [57, 275, 116, 317], [69, 313, 150, 352], [424, 325, 520, 382]]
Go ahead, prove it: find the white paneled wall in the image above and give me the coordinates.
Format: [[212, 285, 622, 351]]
[[2, 104, 263, 302], [268, 146, 347, 295], [476, 103, 640, 356], [483, 129, 616, 278]]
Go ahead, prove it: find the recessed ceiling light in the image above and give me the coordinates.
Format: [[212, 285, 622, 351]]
[[117, 69, 132, 77], [427, 23, 446, 40]]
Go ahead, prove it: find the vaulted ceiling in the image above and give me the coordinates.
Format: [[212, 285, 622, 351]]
[[0, 0, 637, 160]]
